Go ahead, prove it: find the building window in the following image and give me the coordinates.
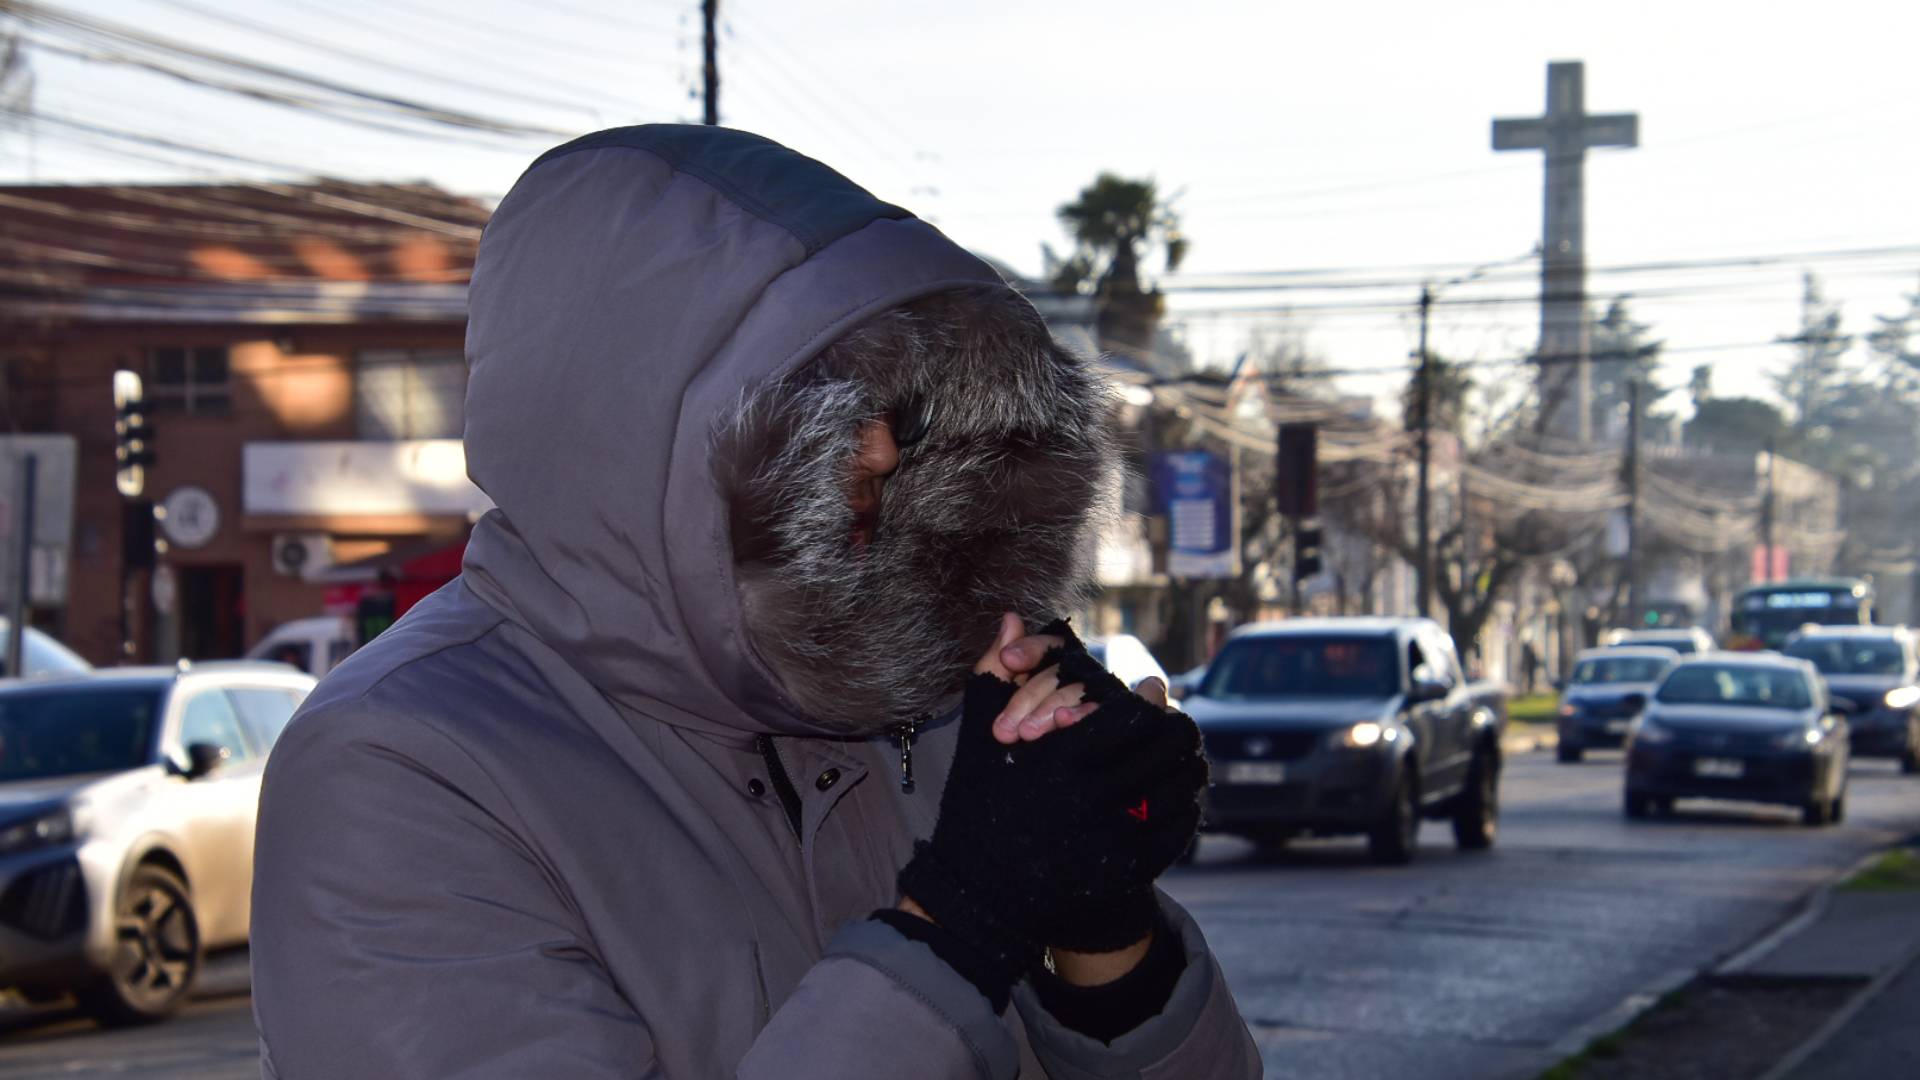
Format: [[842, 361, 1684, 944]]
[[148, 346, 231, 413], [355, 349, 465, 440]]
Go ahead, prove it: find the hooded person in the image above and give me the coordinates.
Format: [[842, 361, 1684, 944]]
[[250, 125, 1259, 1079]]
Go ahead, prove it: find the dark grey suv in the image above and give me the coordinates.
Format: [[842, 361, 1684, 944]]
[[1186, 618, 1507, 864], [1784, 626, 1920, 772], [0, 662, 314, 1023]]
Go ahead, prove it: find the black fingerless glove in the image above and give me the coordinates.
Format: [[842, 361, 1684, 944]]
[[895, 621, 1208, 1002], [1025, 620, 1208, 952]]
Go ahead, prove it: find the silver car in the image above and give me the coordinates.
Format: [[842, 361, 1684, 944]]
[[0, 662, 314, 1023]]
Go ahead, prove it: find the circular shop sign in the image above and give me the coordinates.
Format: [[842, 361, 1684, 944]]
[[160, 485, 221, 550]]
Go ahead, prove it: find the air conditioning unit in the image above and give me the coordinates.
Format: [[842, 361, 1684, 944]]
[[270, 532, 332, 580]]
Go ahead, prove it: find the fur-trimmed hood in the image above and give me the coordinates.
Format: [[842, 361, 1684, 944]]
[[460, 126, 1114, 739]]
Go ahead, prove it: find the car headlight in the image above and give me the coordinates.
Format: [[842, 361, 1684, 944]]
[[1557, 702, 1579, 718], [1337, 721, 1391, 749], [1885, 687, 1920, 711], [1772, 727, 1822, 750], [0, 807, 77, 855], [1631, 720, 1672, 745]]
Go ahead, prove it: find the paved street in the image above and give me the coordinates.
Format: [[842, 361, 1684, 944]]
[[0, 748, 1911, 1079], [1165, 748, 1920, 1079]]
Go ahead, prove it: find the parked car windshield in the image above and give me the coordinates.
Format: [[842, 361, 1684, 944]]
[[0, 687, 162, 781], [1655, 664, 1812, 710], [1783, 637, 1906, 676], [1571, 656, 1673, 685], [1200, 635, 1398, 700], [0, 625, 93, 678]]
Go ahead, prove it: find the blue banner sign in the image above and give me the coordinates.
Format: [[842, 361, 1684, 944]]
[[1151, 450, 1235, 579]]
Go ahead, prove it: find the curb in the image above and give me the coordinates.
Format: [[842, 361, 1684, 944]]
[[1502, 726, 1558, 755], [1543, 964, 1695, 1061]]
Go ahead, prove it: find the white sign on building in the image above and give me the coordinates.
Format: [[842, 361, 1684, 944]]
[[243, 440, 493, 518]]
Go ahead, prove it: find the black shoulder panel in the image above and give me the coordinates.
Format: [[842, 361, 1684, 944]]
[[528, 125, 915, 255]]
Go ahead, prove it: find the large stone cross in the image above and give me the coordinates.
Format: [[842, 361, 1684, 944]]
[[1493, 61, 1638, 442]]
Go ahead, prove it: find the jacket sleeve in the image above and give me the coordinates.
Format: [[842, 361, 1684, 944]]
[[253, 702, 1023, 1080], [737, 919, 1021, 1080], [1011, 892, 1262, 1080], [251, 704, 661, 1078]]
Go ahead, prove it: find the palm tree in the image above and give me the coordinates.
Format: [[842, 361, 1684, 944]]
[[1044, 174, 1186, 362]]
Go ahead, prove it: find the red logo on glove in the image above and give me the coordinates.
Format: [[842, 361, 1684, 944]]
[[1126, 799, 1150, 822]]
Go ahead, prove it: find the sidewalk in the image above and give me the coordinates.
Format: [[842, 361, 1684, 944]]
[[1535, 841, 1920, 1079], [1780, 958, 1920, 1080], [1740, 850, 1920, 1080]]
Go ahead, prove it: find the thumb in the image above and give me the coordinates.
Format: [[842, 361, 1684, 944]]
[[1134, 676, 1169, 709], [972, 612, 1024, 681]]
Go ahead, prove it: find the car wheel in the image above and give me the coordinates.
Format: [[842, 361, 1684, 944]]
[[1801, 796, 1833, 827], [1368, 769, 1419, 865], [1831, 791, 1846, 824], [1556, 743, 1583, 764], [1902, 741, 1919, 775], [79, 864, 200, 1026], [1452, 750, 1499, 851], [1623, 789, 1653, 820]]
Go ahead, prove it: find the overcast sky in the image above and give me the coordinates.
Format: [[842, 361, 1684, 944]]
[[6, 0, 1918, 417]]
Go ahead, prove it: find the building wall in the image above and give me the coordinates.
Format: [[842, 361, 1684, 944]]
[[22, 322, 468, 664]]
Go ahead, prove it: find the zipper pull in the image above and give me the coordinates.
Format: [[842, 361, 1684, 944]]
[[890, 717, 924, 793]]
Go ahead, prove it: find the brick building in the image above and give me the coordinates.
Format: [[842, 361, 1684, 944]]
[[0, 181, 487, 665]]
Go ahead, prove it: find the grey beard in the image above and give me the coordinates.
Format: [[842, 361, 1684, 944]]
[[716, 286, 1119, 733]]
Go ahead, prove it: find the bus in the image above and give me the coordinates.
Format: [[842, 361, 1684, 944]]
[[1727, 577, 1874, 651]]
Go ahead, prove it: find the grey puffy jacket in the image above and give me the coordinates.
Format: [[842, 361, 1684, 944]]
[[251, 126, 1261, 1080]]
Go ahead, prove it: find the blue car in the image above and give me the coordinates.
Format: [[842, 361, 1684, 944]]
[[1624, 653, 1850, 826], [1556, 647, 1679, 763]]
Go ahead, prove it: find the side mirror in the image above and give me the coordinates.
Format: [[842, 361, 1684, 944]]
[[182, 741, 230, 780], [1622, 693, 1648, 713], [1552, 677, 1568, 693], [1409, 676, 1450, 704]]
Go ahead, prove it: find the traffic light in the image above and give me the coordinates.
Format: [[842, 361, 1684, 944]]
[[113, 370, 154, 498], [1294, 523, 1324, 581], [122, 498, 157, 570], [1275, 424, 1318, 518]]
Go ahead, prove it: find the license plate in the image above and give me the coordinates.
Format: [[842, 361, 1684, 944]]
[[1694, 757, 1745, 779], [1605, 720, 1630, 734], [1224, 761, 1289, 785]]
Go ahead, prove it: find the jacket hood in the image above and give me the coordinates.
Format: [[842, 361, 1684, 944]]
[[461, 126, 1107, 740]]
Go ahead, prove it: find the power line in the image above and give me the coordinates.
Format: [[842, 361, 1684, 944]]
[[137, 0, 602, 116], [0, 0, 570, 137]]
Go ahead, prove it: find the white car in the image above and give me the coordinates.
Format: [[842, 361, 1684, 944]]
[[244, 617, 358, 678], [1085, 634, 1170, 693], [0, 662, 315, 1023]]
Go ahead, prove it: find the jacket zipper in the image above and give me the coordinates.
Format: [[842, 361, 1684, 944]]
[[887, 717, 925, 793], [755, 735, 804, 843]]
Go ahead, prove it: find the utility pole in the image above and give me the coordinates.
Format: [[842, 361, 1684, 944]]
[[1493, 61, 1639, 443], [1415, 285, 1433, 618], [1623, 380, 1640, 619], [1760, 439, 1776, 583], [701, 0, 720, 126], [5, 454, 34, 678]]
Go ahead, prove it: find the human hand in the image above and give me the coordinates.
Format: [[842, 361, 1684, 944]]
[[972, 613, 1170, 744], [900, 618, 1206, 976]]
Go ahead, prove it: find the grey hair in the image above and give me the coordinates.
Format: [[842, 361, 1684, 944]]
[[714, 285, 1119, 732]]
